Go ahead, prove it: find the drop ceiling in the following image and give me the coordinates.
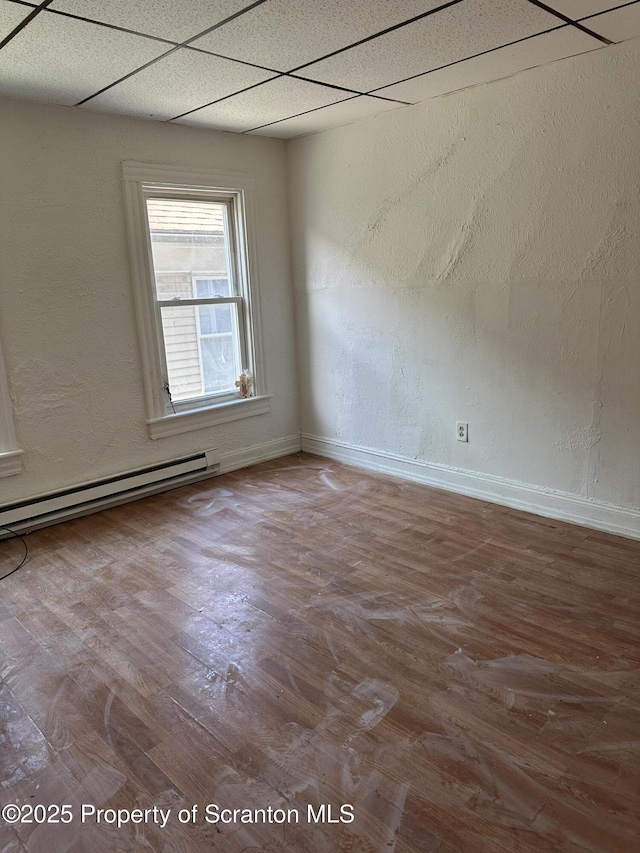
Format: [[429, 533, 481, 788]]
[[0, 0, 638, 138]]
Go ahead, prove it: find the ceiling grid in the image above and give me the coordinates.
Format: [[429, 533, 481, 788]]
[[0, 0, 638, 137]]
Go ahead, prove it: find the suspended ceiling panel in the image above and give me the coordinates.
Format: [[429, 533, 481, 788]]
[[300, 0, 568, 92], [190, 0, 446, 70], [0, 7, 167, 105], [0, 0, 637, 138], [544, 0, 637, 18], [82, 48, 276, 120], [247, 94, 404, 138], [585, 3, 640, 41], [376, 26, 601, 104], [0, 1, 31, 39], [175, 76, 347, 132], [49, 0, 257, 43]]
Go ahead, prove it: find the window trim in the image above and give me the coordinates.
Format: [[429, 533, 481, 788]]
[[0, 333, 23, 477], [122, 162, 269, 440]]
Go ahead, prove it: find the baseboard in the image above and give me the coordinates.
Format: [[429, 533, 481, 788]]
[[301, 433, 640, 541], [0, 435, 302, 536], [219, 433, 302, 474]]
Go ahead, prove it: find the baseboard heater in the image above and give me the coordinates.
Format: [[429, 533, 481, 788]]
[[0, 449, 220, 536]]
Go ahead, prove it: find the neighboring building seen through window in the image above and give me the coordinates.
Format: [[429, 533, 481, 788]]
[[147, 199, 245, 404]]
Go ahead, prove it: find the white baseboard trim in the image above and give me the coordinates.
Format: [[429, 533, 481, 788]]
[[219, 434, 302, 475], [301, 433, 640, 541]]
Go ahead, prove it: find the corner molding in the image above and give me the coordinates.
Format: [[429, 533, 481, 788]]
[[301, 433, 640, 541]]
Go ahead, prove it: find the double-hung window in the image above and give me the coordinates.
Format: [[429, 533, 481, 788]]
[[123, 163, 269, 439]]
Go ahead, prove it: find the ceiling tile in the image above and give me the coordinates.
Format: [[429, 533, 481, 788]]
[[376, 27, 602, 104], [48, 0, 256, 43], [301, 0, 563, 93], [191, 0, 448, 72], [541, 0, 637, 20], [0, 12, 167, 105], [0, 0, 34, 40], [248, 95, 406, 139], [584, 3, 640, 40], [174, 76, 346, 132], [81, 48, 275, 120]]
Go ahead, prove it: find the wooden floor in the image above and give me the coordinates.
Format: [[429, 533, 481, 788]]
[[1, 453, 639, 853]]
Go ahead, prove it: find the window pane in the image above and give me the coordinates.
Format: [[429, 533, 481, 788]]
[[147, 199, 231, 300], [195, 277, 230, 298], [160, 304, 241, 401], [197, 302, 232, 336]]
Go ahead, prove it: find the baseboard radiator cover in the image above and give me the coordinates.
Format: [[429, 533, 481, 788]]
[[0, 450, 220, 535]]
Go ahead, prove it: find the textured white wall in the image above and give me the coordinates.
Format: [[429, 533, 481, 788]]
[[0, 98, 298, 501], [288, 39, 640, 515]]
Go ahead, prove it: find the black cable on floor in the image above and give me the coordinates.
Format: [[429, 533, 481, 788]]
[[0, 525, 28, 581]]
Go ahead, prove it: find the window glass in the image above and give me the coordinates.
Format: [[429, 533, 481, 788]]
[[146, 198, 243, 402], [195, 277, 230, 299], [160, 304, 241, 400], [146, 199, 230, 301]]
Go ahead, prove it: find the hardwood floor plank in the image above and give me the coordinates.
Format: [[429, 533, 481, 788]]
[[1, 453, 638, 852]]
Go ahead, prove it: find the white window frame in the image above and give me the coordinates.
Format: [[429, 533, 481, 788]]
[[0, 333, 23, 477], [122, 162, 270, 440]]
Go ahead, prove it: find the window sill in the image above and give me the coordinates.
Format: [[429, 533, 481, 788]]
[[147, 394, 271, 440], [0, 449, 23, 478]]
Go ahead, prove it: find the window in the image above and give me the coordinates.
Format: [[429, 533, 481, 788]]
[[123, 163, 269, 439], [146, 196, 245, 406], [0, 334, 22, 477]]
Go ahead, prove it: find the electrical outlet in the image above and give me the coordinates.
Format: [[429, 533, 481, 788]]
[[456, 422, 468, 442]]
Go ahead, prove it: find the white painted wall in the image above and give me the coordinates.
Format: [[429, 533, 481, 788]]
[[0, 97, 299, 502], [288, 39, 640, 533]]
